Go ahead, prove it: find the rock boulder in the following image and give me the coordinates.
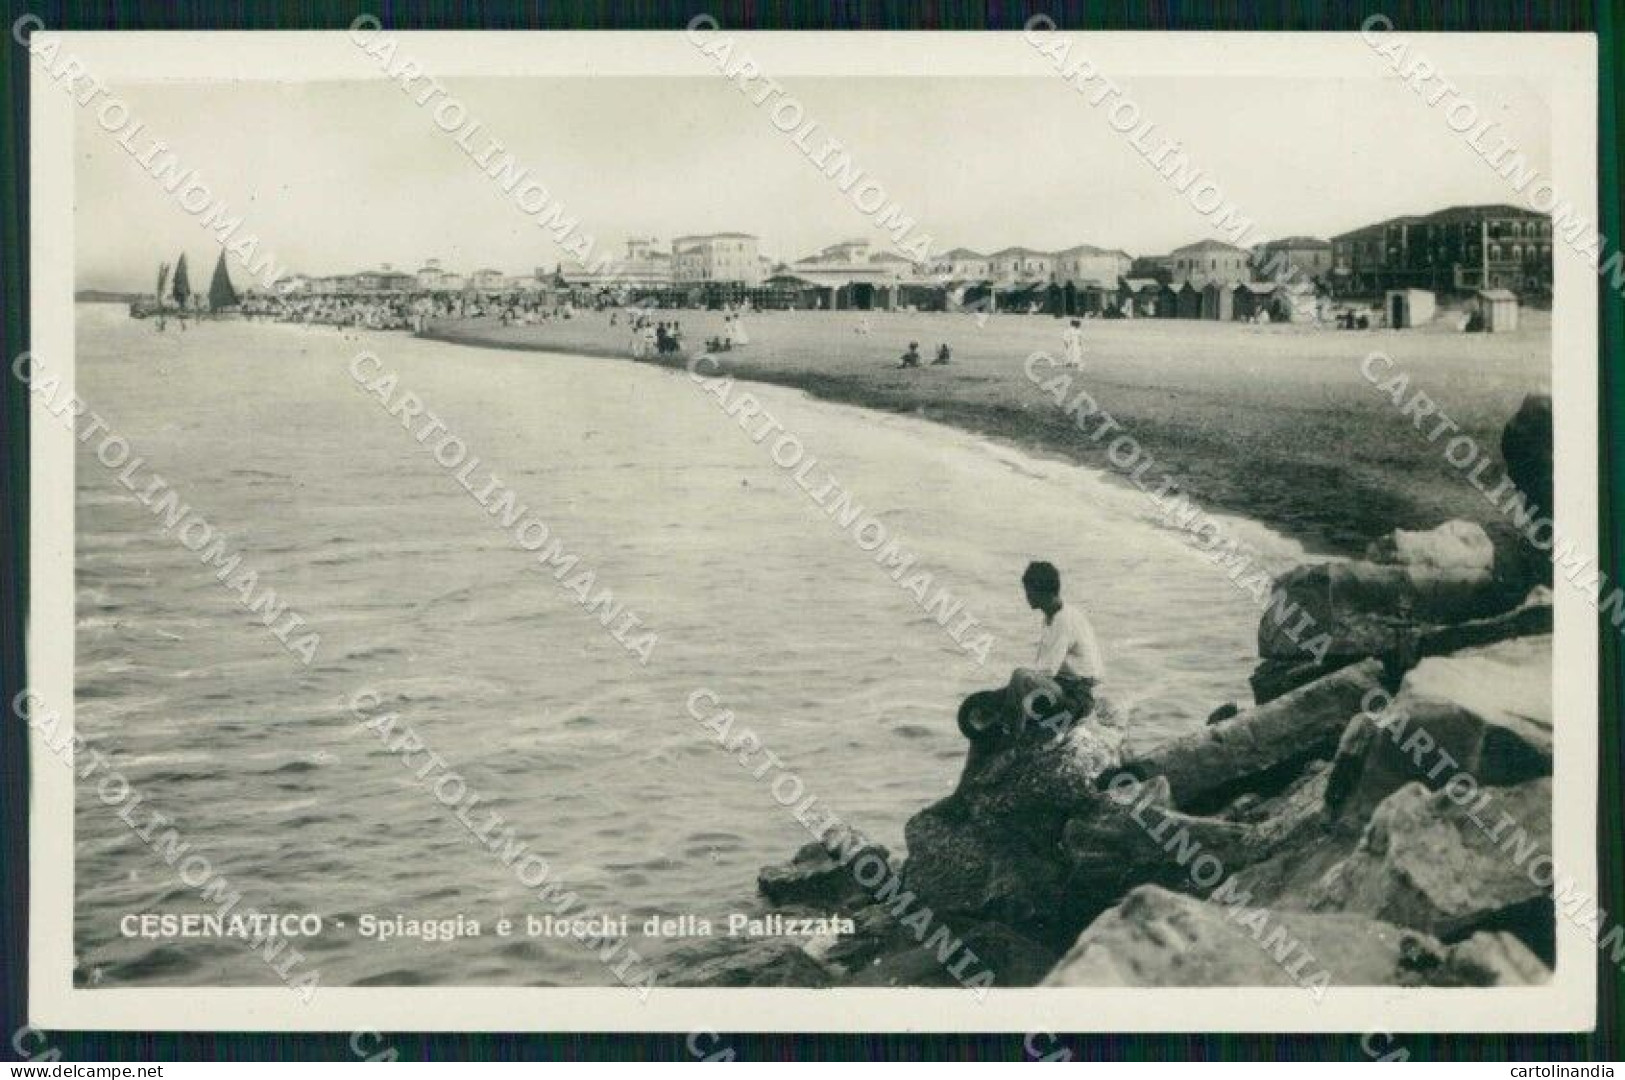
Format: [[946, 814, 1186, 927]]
[[1258, 560, 1513, 663], [1366, 520, 1496, 575], [1123, 659, 1383, 812], [1041, 884, 1452, 989], [1325, 635, 1552, 823], [670, 938, 835, 987], [1438, 931, 1551, 986], [1309, 778, 1553, 948], [902, 799, 1074, 940], [758, 826, 892, 910], [1502, 393, 1553, 518]]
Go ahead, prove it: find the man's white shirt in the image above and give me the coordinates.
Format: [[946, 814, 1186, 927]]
[[1034, 604, 1103, 680]]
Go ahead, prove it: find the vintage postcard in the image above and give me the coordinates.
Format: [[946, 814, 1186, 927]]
[[21, 26, 1600, 1032]]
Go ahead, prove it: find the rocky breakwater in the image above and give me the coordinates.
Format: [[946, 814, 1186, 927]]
[[684, 394, 1555, 991]]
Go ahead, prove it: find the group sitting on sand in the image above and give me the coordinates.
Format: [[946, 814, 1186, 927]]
[[956, 561, 1123, 790], [694, 309, 753, 355], [898, 342, 953, 368]]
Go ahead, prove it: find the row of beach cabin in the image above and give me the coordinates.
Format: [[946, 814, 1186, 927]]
[[1115, 278, 1321, 323]]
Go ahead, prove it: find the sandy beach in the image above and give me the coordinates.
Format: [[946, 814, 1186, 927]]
[[425, 307, 1551, 557]]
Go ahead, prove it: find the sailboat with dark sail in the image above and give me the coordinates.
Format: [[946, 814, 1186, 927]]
[[208, 251, 240, 314], [171, 253, 192, 310]]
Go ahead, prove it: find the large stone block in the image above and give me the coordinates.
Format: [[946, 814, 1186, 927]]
[[1258, 560, 1510, 662], [1366, 520, 1496, 575], [1438, 931, 1551, 986], [901, 800, 1072, 939], [758, 826, 892, 910], [1502, 393, 1552, 518], [1041, 884, 1452, 988], [951, 720, 1126, 838], [1125, 659, 1383, 812], [669, 938, 835, 987], [1325, 635, 1551, 823], [1309, 778, 1552, 946], [1062, 775, 1273, 904], [1416, 587, 1552, 659]]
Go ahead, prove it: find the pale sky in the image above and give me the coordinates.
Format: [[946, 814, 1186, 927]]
[[74, 75, 1550, 290]]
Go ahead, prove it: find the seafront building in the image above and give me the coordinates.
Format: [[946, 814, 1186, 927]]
[[759, 240, 933, 311], [672, 233, 765, 286], [252, 203, 1551, 326], [1252, 237, 1333, 284], [1161, 239, 1253, 285], [351, 265, 417, 293], [985, 247, 1057, 284], [1330, 204, 1553, 296], [1053, 246, 1134, 289], [934, 248, 992, 281], [415, 259, 446, 291], [558, 237, 677, 289]]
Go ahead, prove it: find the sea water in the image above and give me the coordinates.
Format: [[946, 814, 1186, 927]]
[[69, 304, 1305, 987]]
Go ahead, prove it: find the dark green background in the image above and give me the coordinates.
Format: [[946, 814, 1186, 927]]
[[1, 0, 1617, 1062]]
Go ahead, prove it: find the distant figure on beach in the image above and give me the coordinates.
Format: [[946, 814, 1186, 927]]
[[898, 342, 922, 368], [1061, 319, 1086, 368], [957, 561, 1109, 784], [856, 316, 871, 335], [933, 344, 952, 365]]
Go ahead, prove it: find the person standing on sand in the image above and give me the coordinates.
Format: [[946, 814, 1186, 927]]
[[1061, 319, 1086, 368]]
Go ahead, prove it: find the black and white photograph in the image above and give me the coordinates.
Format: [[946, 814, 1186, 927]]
[[15, 22, 1604, 1040]]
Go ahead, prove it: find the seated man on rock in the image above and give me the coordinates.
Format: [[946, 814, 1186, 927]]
[[958, 561, 1107, 768]]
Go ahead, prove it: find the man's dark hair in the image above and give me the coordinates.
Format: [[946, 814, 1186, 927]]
[[1022, 561, 1060, 595]]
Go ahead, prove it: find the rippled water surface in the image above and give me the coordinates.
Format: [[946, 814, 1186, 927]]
[[72, 304, 1305, 986]]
